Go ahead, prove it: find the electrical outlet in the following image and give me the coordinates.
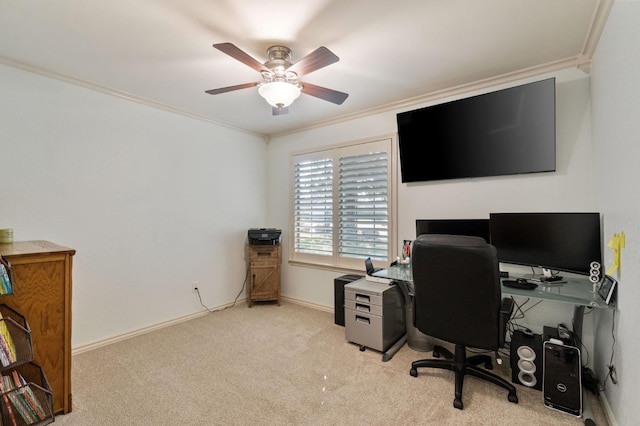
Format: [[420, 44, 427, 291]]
[[192, 280, 199, 293]]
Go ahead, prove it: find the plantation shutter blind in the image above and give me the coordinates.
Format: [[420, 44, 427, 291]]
[[290, 137, 394, 268], [293, 157, 333, 255], [339, 151, 389, 260]]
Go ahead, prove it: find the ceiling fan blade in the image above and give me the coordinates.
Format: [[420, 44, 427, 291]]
[[213, 43, 270, 73], [272, 106, 289, 116], [287, 47, 339, 77], [301, 82, 349, 105], [205, 82, 258, 95]]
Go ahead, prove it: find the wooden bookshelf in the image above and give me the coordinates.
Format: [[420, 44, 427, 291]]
[[0, 241, 74, 415]]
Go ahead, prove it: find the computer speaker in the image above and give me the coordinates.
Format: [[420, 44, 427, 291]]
[[511, 330, 543, 390], [589, 261, 601, 284]]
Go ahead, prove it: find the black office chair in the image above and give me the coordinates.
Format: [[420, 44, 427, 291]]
[[409, 234, 518, 409]]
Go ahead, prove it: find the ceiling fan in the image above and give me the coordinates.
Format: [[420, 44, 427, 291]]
[[205, 43, 349, 115]]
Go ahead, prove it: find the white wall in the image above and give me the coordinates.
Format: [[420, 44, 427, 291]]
[[0, 64, 267, 348], [591, 1, 640, 424], [268, 73, 596, 340]]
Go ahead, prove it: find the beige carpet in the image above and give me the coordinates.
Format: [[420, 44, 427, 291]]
[[54, 302, 608, 425]]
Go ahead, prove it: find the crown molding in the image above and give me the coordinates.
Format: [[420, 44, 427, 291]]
[[1, 1, 611, 143], [271, 57, 589, 139], [0, 56, 265, 140]]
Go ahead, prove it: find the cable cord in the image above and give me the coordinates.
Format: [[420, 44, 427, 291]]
[[570, 323, 590, 367], [506, 298, 543, 340], [194, 269, 248, 313], [601, 308, 618, 391]]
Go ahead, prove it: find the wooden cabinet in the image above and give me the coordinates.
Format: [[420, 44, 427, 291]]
[[246, 244, 281, 307], [0, 241, 74, 415]]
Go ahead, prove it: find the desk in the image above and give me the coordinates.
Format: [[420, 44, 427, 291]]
[[373, 265, 613, 425]]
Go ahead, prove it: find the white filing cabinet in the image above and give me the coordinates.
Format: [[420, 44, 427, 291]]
[[344, 278, 405, 352]]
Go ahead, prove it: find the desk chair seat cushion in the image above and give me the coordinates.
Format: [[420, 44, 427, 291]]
[[412, 234, 502, 351]]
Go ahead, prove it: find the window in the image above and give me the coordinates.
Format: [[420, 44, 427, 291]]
[[290, 137, 395, 270]]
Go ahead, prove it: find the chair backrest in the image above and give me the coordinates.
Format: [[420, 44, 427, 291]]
[[411, 234, 502, 350]]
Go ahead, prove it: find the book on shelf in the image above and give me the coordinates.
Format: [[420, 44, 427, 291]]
[[0, 370, 47, 423], [0, 312, 16, 367], [0, 340, 10, 367], [0, 264, 6, 294], [12, 370, 46, 420], [2, 375, 35, 424], [11, 390, 37, 423], [0, 257, 13, 295], [0, 377, 18, 426]]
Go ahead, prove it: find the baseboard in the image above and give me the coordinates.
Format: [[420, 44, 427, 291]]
[[599, 392, 618, 426], [281, 296, 333, 314], [72, 297, 332, 356], [71, 300, 241, 355]]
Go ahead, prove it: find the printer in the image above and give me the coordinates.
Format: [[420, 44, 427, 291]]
[[248, 228, 282, 245]]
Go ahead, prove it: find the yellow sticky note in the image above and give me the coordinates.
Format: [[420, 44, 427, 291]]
[[606, 232, 624, 276]]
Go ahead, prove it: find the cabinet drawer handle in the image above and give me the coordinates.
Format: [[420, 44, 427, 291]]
[[355, 294, 370, 302], [355, 303, 370, 312], [355, 315, 370, 325]]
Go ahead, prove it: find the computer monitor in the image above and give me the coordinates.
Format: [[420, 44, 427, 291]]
[[415, 219, 490, 242], [489, 212, 602, 277]]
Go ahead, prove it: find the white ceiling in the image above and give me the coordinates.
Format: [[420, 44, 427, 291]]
[[0, 0, 611, 137]]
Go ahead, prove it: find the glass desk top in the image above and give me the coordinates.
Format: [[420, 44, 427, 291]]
[[372, 265, 614, 309]]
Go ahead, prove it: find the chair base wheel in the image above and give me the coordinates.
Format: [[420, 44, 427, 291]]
[[410, 368, 418, 377], [433, 350, 440, 358], [508, 393, 518, 403], [453, 398, 463, 410]]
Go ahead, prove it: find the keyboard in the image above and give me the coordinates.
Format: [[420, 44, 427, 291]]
[[502, 279, 538, 290]]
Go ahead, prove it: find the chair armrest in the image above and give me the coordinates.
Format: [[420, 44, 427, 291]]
[[499, 297, 514, 347]]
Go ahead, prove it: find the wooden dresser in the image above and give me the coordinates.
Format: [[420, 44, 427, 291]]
[[0, 240, 75, 414], [246, 244, 281, 307]]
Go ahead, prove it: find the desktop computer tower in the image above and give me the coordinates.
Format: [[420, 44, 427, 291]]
[[543, 341, 582, 416], [510, 330, 543, 390], [334, 274, 364, 326]]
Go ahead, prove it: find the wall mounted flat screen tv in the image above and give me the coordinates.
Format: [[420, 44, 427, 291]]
[[489, 212, 601, 276], [397, 78, 556, 183], [416, 219, 490, 242]]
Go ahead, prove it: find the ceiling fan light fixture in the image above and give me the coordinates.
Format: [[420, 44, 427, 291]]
[[258, 81, 301, 108]]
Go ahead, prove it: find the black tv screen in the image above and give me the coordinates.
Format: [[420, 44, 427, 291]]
[[416, 219, 490, 242], [397, 78, 556, 183], [489, 212, 601, 276]]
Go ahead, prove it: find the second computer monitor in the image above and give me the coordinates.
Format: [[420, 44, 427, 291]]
[[489, 212, 602, 276], [415, 219, 490, 242]]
